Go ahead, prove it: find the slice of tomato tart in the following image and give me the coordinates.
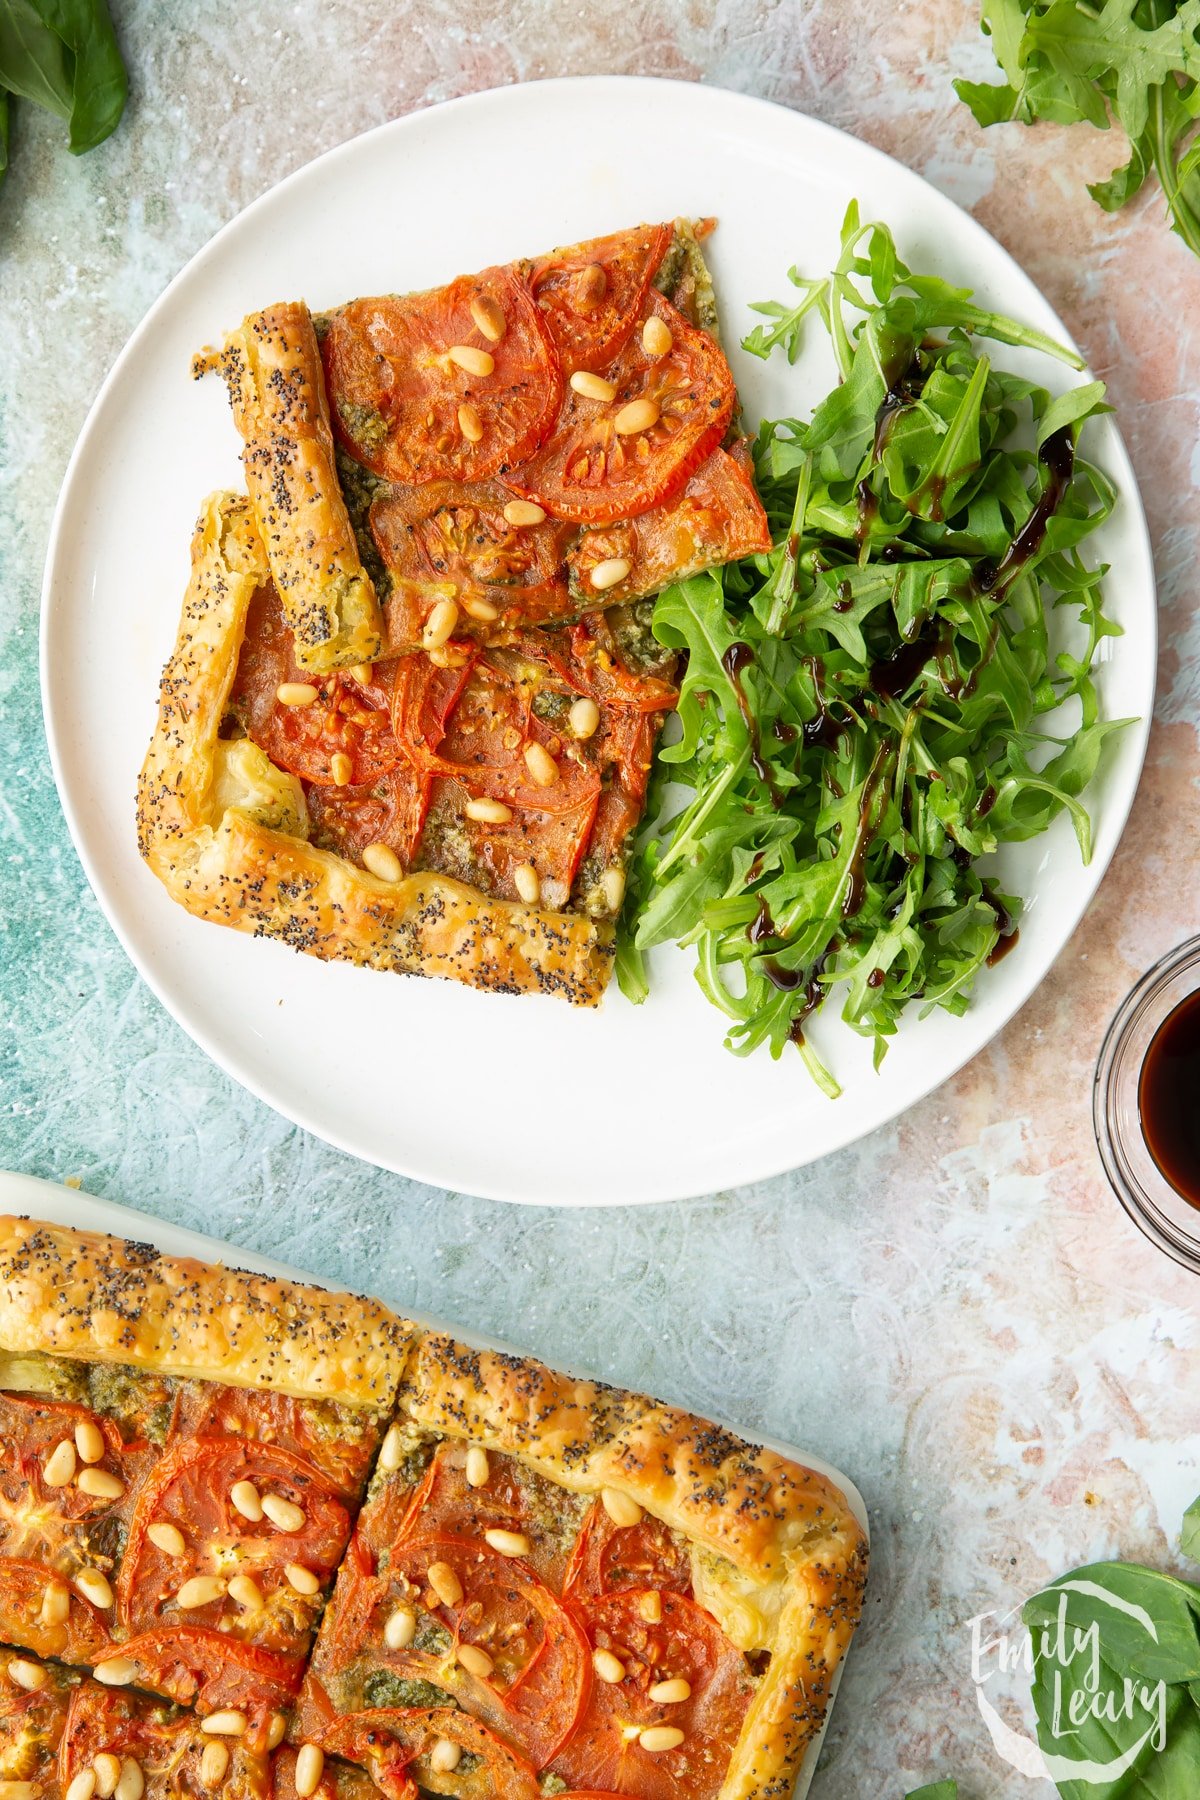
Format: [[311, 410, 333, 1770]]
[[0, 1218, 414, 1731]]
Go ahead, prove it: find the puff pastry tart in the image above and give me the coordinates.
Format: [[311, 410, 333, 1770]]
[[0, 1216, 866, 1800], [146, 222, 770, 1006]]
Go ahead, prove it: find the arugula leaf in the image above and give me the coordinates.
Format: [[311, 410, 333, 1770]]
[[956, 0, 1200, 259], [619, 206, 1128, 1082], [0, 0, 126, 189], [904, 1786, 958, 1799]]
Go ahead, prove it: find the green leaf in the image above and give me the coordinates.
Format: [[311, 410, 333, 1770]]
[[0, 0, 126, 155], [1183, 1495, 1200, 1564], [0, 88, 9, 187], [903, 1785, 957, 1800], [1036, 380, 1110, 448], [954, 75, 1020, 126]]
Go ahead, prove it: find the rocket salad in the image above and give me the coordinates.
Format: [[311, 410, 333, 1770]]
[[618, 205, 1131, 1094]]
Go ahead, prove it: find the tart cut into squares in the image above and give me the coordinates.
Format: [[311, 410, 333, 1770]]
[[294, 1332, 868, 1800], [196, 219, 770, 669], [0, 1219, 413, 1729]]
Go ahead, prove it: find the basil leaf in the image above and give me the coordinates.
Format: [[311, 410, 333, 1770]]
[[0, 0, 126, 169], [1182, 1494, 1200, 1564]]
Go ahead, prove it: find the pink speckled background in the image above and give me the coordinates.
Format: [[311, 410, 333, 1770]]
[[1, 4, 1199, 1797]]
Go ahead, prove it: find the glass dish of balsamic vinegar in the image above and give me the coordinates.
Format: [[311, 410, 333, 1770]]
[[1095, 937, 1200, 1273]]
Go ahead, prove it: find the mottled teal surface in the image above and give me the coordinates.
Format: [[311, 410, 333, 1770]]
[[3, 5, 1200, 1795]]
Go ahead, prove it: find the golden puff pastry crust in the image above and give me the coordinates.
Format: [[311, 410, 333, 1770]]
[[0, 1216, 414, 1408], [396, 1332, 868, 1800], [195, 302, 382, 673], [135, 490, 616, 1004]]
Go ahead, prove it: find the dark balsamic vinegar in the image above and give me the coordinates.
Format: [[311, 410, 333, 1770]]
[[1138, 991, 1200, 1209]]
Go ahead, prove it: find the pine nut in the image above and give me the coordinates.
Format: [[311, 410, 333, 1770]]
[[522, 742, 559, 787], [43, 1440, 76, 1487], [642, 315, 673, 357], [615, 397, 660, 435], [200, 1713, 247, 1738], [589, 557, 631, 592], [362, 844, 402, 884], [422, 599, 459, 651], [330, 752, 353, 788], [115, 1761, 143, 1800], [592, 1649, 625, 1684], [229, 1481, 262, 1523], [147, 1522, 186, 1557], [602, 867, 627, 912], [484, 1529, 529, 1558], [285, 1563, 321, 1597], [447, 345, 494, 377], [277, 683, 319, 708], [649, 1678, 692, 1703], [470, 295, 506, 342], [266, 1716, 286, 1752], [8, 1659, 46, 1691], [65, 1773, 96, 1800], [464, 1446, 490, 1489], [569, 697, 600, 740], [75, 1421, 105, 1465], [427, 1562, 463, 1609], [576, 263, 607, 310], [384, 1606, 416, 1651], [570, 371, 616, 403], [78, 1468, 124, 1501], [513, 863, 540, 906], [378, 1424, 405, 1471], [93, 1754, 121, 1797], [460, 595, 499, 622], [294, 1746, 324, 1800], [639, 1727, 685, 1753], [429, 1741, 461, 1775], [74, 1569, 113, 1610], [199, 1744, 229, 1790], [349, 662, 374, 685], [41, 1581, 70, 1626], [177, 1575, 226, 1610], [465, 797, 512, 824], [502, 500, 545, 527], [227, 1575, 264, 1612], [601, 1487, 643, 1528], [457, 402, 484, 444], [639, 1591, 663, 1624], [262, 1495, 305, 1533], [455, 1643, 493, 1679], [93, 1658, 137, 1687]]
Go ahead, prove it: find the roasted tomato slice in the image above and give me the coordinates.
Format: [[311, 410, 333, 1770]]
[[171, 1387, 383, 1504], [0, 1646, 70, 1785], [103, 1626, 300, 1719], [233, 582, 401, 788], [511, 293, 735, 526], [0, 1393, 133, 1561], [567, 445, 771, 603], [0, 1557, 113, 1669], [386, 1444, 584, 1593], [371, 482, 574, 647], [59, 1684, 270, 1800], [528, 224, 673, 374], [322, 269, 563, 486], [532, 617, 678, 715], [563, 1502, 692, 1605], [549, 1591, 755, 1800], [328, 1535, 589, 1771], [273, 1744, 361, 1800], [118, 1439, 350, 1660], [307, 768, 433, 872], [321, 1709, 540, 1800]]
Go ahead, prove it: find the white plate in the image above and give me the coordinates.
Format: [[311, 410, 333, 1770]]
[[41, 77, 1156, 1205], [0, 1170, 868, 1799]]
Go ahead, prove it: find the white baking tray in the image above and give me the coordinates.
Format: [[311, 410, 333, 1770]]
[[0, 1171, 868, 1799]]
